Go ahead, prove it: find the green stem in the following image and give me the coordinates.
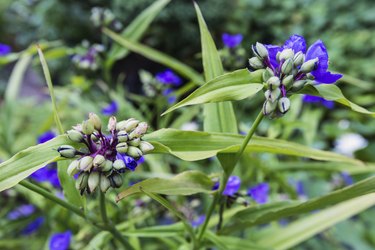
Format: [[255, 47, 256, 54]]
[[197, 110, 264, 242], [99, 191, 109, 225]]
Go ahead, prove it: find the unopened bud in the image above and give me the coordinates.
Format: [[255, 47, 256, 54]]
[[91, 133, 99, 142], [79, 156, 94, 171], [107, 116, 117, 131], [113, 159, 126, 172], [266, 76, 280, 89], [278, 48, 294, 61], [264, 88, 281, 103], [281, 58, 293, 75], [263, 100, 277, 116], [281, 75, 294, 89], [129, 122, 148, 139], [293, 51, 305, 66], [262, 67, 274, 82], [255, 42, 268, 58], [248, 57, 264, 69], [67, 160, 80, 176], [306, 73, 315, 80], [139, 141, 154, 154], [116, 118, 139, 131], [76, 172, 89, 192], [291, 80, 307, 92], [128, 138, 141, 147], [100, 160, 112, 172], [300, 58, 318, 73], [82, 120, 95, 135], [57, 145, 77, 158], [88, 172, 100, 193], [116, 142, 128, 153], [117, 131, 129, 142], [109, 174, 123, 188], [100, 174, 111, 193], [278, 97, 291, 114], [127, 146, 143, 159], [67, 129, 84, 142], [93, 154, 105, 168], [89, 113, 102, 131]]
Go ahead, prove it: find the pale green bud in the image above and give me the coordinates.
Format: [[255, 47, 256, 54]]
[[128, 138, 141, 147], [79, 147, 90, 155], [129, 122, 148, 139], [264, 88, 281, 103], [79, 156, 94, 172], [300, 58, 318, 73], [278, 97, 291, 114], [293, 51, 305, 66], [113, 159, 126, 171], [100, 174, 111, 193], [266, 76, 280, 89], [281, 58, 293, 75], [76, 172, 89, 191], [88, 172, 100, 193], [67, 160, 80, 176], [100, 160, 113, 172], [291, 80, 307, 92], [306, 73, 315, 80], [127, 146, 143, 159], [263, 100, 277, 116], [116, 118, 139, 131], [278, 48, 294, 61], [82, 120, 95, 135], [67, 129, 84, 142], [117, 130, 129, 142], [109, 174, 123, 188], [93, 154, 105, 168], [89, 113, 102, 131], [262, 67, 274, 82], [57, 145, 77, 158], [107, 116, 117, 131], [281, 75, 294, 89], [248, 57, 264, 69], [139, 141, 154, 154], [116, 142, 128, 153], [255, 42, 268, 58]]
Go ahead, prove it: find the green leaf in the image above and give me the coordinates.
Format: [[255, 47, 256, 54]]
[[105, 0, 171, 69], [143, 129, 361, 165], [256, 193, 375, 250], [205, 231, 270, 250], [116, 170, 213, 201], [58, 161, 84, 208], [221, 175, 375, 233], [0, 135, 70, 192], [300, 84, 375, 116], [162, 69, 264, 115], [103, 28, 203, 85]]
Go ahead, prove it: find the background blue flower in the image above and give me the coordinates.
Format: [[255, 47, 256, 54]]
[[213, 176, 241, 196], [102, 101, 118, 116], [156, 69, 182, 86], [0, 43, 11, 56], [21, 217, 44, 235], [247, 182, 269, 204], [303, 95, 334, 109], [49, 231, 72, 250], [7, 204, 36, 220], [222, 33, 243, 48]]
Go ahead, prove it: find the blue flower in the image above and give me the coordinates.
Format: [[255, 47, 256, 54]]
[[167, 95, 177, 104], [0, 43, 11, 56], [305, 40, 343, 84], [283, 34, 306, 53], [22, 217, 44, 235], [102, 101, 118, 116], [247, 182, 269, 204], [116, 153, 138, 171], [190, 215, 206, 228], [49, 231, 72, 250], [302, 95, 334, 109], [340, 172, 353, 186], [38, 131, 56, 144], [7, 204, 36, 220], [222, 33, 243, 48], [156, 70, 182, 86], [213, 176, 241, 196]]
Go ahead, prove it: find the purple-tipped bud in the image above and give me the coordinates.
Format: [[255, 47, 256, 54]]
[[278, 97, 291, 114]]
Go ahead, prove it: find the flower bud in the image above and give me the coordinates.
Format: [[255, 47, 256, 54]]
[[117, 130, 129, 142], [116, 118, 139, 131], [281, 58, 293, 75], [79, 147, 90, 155], [107, 116, 117, 131], [255, 42, 268, 58], [139, 141, 154, 154], [101, 160, 113, 172], [90, 133, 99, 142], [127, 146, 143, 159], [109, 174, 123, 188], [262, 67, 274, 82], [300, 58, 318, 73], [293, 51, 305, 66], [93, 154, 105, 168], [79, 156, 94, 172], [129, 122, 148, 139], [248, 57, 264, 69], [281, 75, 294, 89], [264, 88, 281, 103], [82, 120, 95, 135], [88, 172, 100, 193], [100, 174, 111, 193], [291, 80, 307, 92], [278, 97, 291, 114], [67, 129, 84, 142], [89, 113, 102, 131], [263, 100, 277, 116], [113, 159, 126, 172], [116, 142, 128, 153], [306, 73, 315, 80], [67, 159, 80, 176], [266, 76, 280, 89], [278, 48, 294, 61], [57, 145, 77, 158], [76, 172, 89, 192], [128, 138, 141, 147]]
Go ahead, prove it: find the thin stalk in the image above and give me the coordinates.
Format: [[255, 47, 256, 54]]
[[197, 110, 264, 242]]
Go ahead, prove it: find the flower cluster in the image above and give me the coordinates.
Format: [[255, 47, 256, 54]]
[[249, 35, 342, 118], [57, 113, 154, 195], [72, 44, 104, 71]]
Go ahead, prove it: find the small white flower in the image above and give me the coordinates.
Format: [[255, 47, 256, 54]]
[[334, 133, 368, 157]]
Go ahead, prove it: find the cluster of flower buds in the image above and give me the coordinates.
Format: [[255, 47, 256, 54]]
[[248, 34, 341, 119], [90, 7, 123, 31], [72, 44, 104, 71], [57, 113, 154, 195]]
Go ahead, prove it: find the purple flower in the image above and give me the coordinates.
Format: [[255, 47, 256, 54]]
[[31, 164, 61, 188], [247, 182, 269, 204], [137, 156, 145, 165], [340, 172, 353, 186], [213, 176, 241, 196], [38, 131, 56, 144], [303, 95, 334, 109], [283, 34, 306, 53], [190, 215, 206, 228], [7, 204, 36, 220], [49, 231, 72, 250], [305, 40, 343, 84], [22, 217, 44, 235], [0, 43, 11, 56], [102, 101, 118, 116], [295, 181, 305, 197], [222, 33, 243, 48], [116, 153, 138, 171], [156, 70, 182, 86]]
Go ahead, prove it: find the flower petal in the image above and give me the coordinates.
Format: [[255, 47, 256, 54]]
[[265, 44, 282, 68], [283, 34, 306, 53]]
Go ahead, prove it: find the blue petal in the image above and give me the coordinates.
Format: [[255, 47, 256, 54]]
[[101, 101, 118, 116], [0, 43, 12, 56], [38, 131, 56, 144], [222, 33, 243, 48], [22, 217, 44, 235], [247, 182, 269, 204], [265, 45, 282, 69], [283, 34, 306, 53], [223, 176, 241, 196], [49, 231, 72, 250], [156, 70, 182, 86]]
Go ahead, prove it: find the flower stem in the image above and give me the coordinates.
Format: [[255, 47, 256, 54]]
[[197, 110, 264, 242]]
